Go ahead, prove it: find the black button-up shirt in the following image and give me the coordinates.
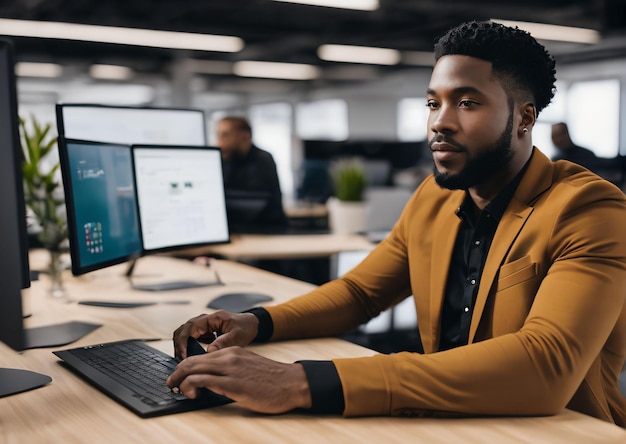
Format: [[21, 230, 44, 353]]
[[438, 174, 521, 350]]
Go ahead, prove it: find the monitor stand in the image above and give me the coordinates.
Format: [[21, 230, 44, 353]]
[[0, 321, 101, 397], [23, 321, 102, 349], [0, 368, 51, 397], [125, 256, 224, 291]]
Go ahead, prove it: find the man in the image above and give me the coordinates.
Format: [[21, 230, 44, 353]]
[[217, 116, 288, 231], [551, 122, 598, 170], [168, 21, 626, 424]]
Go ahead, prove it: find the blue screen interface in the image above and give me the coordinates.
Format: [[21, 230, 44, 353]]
[[65, 141, 142, 269]]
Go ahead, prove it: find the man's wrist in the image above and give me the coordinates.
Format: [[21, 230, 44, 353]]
[[291, 363, 313, 410], [244, 307, 273, 342]]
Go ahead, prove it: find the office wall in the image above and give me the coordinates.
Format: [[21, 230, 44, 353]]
[[15, 56, 626, 198]]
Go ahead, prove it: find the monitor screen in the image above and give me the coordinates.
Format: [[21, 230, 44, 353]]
[[224, 189, 273, 233], [56, 103, 207, 146], [59, 139, 230, 277], [59, 139, 142, 275], [132, 145, 230, 251]]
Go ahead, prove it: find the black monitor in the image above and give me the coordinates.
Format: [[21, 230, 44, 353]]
[[224, 189, 293, 234], [0, 38, 101, 397], [225, 189, 272, 233], [59, 139, 230, 290]]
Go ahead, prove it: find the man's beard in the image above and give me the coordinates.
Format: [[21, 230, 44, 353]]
[[432, 113, 514, 190]]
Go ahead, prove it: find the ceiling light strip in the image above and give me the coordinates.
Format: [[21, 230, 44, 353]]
[[15, 62, 63, 78], [272, 0, 379, 11], [318, 44, 400, 65], [89, 64, 134, 80], [0, 18, 244, 52], [233, 61, 320, 80], [491, 19, 600, 44]]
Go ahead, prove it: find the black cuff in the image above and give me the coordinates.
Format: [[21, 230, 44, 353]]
[[298, 360, 344, 415], [244, 307, 273, 342]]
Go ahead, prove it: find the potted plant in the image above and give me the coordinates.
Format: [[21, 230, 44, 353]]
[[20, 115, 68, 297], [327, 157, 368, 234]]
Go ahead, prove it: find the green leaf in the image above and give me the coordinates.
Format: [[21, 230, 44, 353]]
[[19, 115, 66, 250]]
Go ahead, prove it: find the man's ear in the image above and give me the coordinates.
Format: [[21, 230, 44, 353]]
[[518, 102, 536, 136], [522, 103, 536, 127]]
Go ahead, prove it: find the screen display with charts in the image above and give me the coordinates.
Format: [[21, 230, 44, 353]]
[[59, 139, 230, 277], [132, 145, 229, 251]]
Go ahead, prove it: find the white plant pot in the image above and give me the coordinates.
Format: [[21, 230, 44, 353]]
[[327, 197, 367, 234]]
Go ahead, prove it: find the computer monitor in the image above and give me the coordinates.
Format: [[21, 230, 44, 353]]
[[133, 144, 229, 252], [59, 139, 142, 275], [224, 189, 273, 233], [56, 103, 207, 146], [59, 139, 230, 290], [0, 38, 100, 397]]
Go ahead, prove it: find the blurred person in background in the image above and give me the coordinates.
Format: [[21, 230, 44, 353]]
[[551, 122, 597, 170]]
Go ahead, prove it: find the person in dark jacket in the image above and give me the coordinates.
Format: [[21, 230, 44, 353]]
[[217, 116, 287, 232], [551, 122, 597, 170]]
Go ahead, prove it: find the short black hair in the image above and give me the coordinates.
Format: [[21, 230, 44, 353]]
[[220, 116, 252, 135], [434, 20, 556, 115]]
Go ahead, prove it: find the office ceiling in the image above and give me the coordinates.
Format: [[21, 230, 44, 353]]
[[2, 0, 625, 90]]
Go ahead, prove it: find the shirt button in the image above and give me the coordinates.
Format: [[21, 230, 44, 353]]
[[464, 307, 470, 313], [474, 240, 480, 246], [470, 278, 476, 285]]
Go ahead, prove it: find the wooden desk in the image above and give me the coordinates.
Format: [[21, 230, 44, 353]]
[[179, 233, 375, 261], [284, 202, 328, 219], [2, 255, 625, 443]]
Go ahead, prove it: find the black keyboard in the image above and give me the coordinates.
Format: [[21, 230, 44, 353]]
[[54, 340, 232, 417]]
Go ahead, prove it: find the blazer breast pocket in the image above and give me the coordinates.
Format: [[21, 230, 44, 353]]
[[496, 256, 538, 292]]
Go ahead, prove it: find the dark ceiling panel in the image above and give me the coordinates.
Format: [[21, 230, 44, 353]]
[[0, 0, 623, 85]]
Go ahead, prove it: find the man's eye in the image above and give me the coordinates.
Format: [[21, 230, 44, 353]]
[[459, 100, 477, 108], [426, 101, 439, 109]]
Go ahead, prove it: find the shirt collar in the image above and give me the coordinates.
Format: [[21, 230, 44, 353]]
[[456, 154, 532, 224]]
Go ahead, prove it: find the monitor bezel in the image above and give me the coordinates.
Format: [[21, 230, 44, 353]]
[[55, 103, 208, 146], [58, 137, 143, 276], [0, 40, 101, 356], [130, 143, 231, 255], [0, 37, 31, 350]]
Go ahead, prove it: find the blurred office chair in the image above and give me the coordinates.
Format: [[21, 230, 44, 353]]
[[296, 159, 334, 203], [362, 159, 392, 187], [364, 187, 413, 240]]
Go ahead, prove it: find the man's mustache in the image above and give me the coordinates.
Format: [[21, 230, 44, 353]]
[[428, 134, 466, 152]]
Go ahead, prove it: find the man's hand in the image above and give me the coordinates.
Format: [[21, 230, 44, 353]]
[[172, 311, 259, 360], [166, 346, 313, 414]]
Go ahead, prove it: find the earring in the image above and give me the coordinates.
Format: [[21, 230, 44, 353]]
[[522, 127, 528, 134]]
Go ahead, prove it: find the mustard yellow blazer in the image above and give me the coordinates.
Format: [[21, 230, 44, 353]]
[[266, 148, 626, 425]]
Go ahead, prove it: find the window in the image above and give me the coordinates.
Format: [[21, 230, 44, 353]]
[[567, 79, 620, 158], [249, 103, 294, 197], [535, 79, 620, 159], [397, 97, 428, 141], [295, 99, 348, 141]]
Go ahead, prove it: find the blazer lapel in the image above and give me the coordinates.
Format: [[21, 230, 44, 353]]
[[425, 193, 464, 353], [468, 148, 555, 342], [468, 202, 533, 341]]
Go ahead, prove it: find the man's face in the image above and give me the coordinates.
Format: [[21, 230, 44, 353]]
[[551, 124, 571, 150], [216, 120, 247, 159], [426, 55, 515, 190]]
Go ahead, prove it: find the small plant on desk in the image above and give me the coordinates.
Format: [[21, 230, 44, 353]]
[[20, 115, 68, 298], [327, 158, 368, 234]]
